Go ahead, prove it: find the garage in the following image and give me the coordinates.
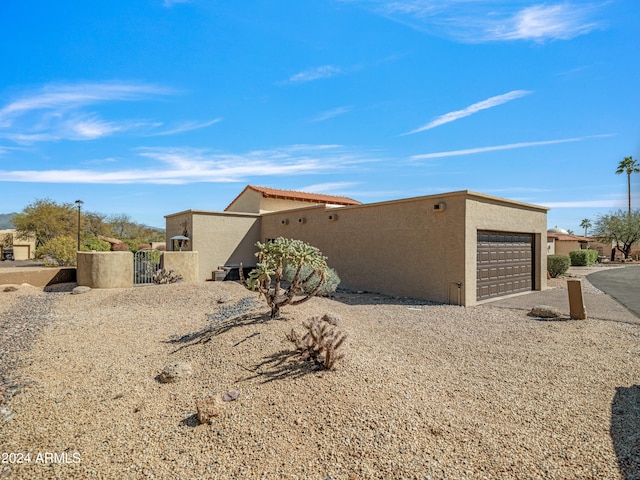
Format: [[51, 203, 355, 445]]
[[477, 231, 534, 301]]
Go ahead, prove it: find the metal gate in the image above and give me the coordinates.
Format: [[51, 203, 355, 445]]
[[134, 249, 161, 285]]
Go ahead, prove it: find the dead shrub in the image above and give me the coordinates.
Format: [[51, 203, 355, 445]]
[[286, 314, 347, 370]]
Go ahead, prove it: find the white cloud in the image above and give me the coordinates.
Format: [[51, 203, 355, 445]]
[[299, 181, 362, 193], [310, 106, 352, 123], [490, 4, 600, 41], [289, 65, 342, 83], [0, 82, 169, 125], [0, 145, 365, 185], [544, 199, 623, 208], [152, 118, 222, 136], [402, 90, 532, 135], [359, 1, 604, 43], [163, 0, 190, 7], [410, 134, 615, 160]]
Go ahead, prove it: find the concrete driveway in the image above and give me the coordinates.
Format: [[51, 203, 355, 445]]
[[587, 265, 640, 319]]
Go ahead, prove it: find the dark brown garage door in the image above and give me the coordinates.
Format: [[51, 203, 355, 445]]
[[477, 231, 534, 301]]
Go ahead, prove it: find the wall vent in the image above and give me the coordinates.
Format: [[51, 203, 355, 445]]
[[281, 219, 289, 225], [434, 202, 446, 212], [328, 213, 338, 221], [298, 217, 307, 224]]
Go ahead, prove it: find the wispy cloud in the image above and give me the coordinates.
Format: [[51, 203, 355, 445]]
[[152, 118, 222, 136], [410, 134, 615, 160], [163, 0, 190, 7], [310, 106, 352, 123], [544, 199, 623, 208], [0, 145, 366, 184], [402, 90, 532, 135], [359, 1, 605, 43], [0, 82, 172, 143], [0, 82, 169, 125], [489, 4, 601, 42], [289, 65, 342, 83], [299, 181, 362, 193]]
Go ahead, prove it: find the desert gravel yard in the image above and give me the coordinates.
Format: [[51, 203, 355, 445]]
[[1, 280, 639, 479]]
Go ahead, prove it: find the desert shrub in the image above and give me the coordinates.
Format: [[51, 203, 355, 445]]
[[241, 237, 334, 318], [547, 255, 570, 278], [569, 249, 599, 266], [35, 236, 77, 266], [152, 268, 183, 284], [283, 262, 340, 295], [286, 314, 347, 370], [82, 235, 110, 252]]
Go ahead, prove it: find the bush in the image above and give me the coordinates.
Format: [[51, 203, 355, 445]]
[[82, 235, 111, 252], [286, 314, 347, 370], [36, 236, 77, 266], [547, 255, 570, 278], [283, 262, 340, 296], [569, 249, 599, 266]]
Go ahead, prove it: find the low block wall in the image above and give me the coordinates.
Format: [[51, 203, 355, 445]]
[[162, 251, 199, 282], [77, 252, 133, 288], [0, 267, 76, 287]]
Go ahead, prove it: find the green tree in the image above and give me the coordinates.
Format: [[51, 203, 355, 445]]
[[593, 209, 640, 259], [616, 156, 640, 215], [12, 199, 76, 248], [35, 236, 78, 266], [580, 218, 592, 237], [240, 237, 336, 318]]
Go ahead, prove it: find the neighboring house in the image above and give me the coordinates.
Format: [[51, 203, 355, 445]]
[[546, 227, 589, 256], [0, 229, 36, 260], [166, 185, 548, 306], [225, 185, 362, 213]]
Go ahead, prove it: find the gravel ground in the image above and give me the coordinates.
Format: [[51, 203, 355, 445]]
[[1, 280, 639, 479]]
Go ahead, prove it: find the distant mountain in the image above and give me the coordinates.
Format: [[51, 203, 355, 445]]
[[0, 213, 16, 230]]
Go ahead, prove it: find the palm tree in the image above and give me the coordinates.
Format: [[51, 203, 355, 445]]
[[580, 218, 592, 237], [615, 156, 640, 215]]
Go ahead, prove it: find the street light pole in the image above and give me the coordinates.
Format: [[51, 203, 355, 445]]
[[75, 200, 83, 251]]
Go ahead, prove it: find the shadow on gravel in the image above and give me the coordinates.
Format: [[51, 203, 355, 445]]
[[611, 385, 640, 479], [244, 349, 322, 384], [166, 311, 272, 353]]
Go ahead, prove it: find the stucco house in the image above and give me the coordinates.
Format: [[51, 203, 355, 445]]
[[0, 229, 36, 261], [165, 185, 548, 306]]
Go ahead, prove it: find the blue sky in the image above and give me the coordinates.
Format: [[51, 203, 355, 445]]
[[1, 1, 638, 232]]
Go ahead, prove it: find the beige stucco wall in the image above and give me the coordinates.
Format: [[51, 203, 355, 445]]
[[0, 229, 36, 260], [77, 251, 133, 288], [464, 194, 548, 306], [162, 251, 199, 282], [261, 194, 469, 304], [225, 188, 332, 214], [553, 240, 583, 257], [225, 188, 263, 213], [165, 210, 261, 282], [260, 191, 547, 306]]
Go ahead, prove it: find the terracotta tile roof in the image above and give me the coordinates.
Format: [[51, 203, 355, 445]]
[[547, 233, 588, 242], [225, 185, 361, 211]]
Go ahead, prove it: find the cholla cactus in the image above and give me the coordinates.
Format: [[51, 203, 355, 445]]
[[240, 238, 337, 318], [286, 314, 347, 370], [153, 268, 183, 284]]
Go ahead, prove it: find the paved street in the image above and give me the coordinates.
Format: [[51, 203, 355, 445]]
[[587, 265, 640, 319]]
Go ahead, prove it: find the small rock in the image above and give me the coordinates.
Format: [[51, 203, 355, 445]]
[[72, 286, 91, 295], [158, 362, 192, 383], [197, 394, 223, 424], [529, 305, 562, 319], [222, 390, 240, 402]]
